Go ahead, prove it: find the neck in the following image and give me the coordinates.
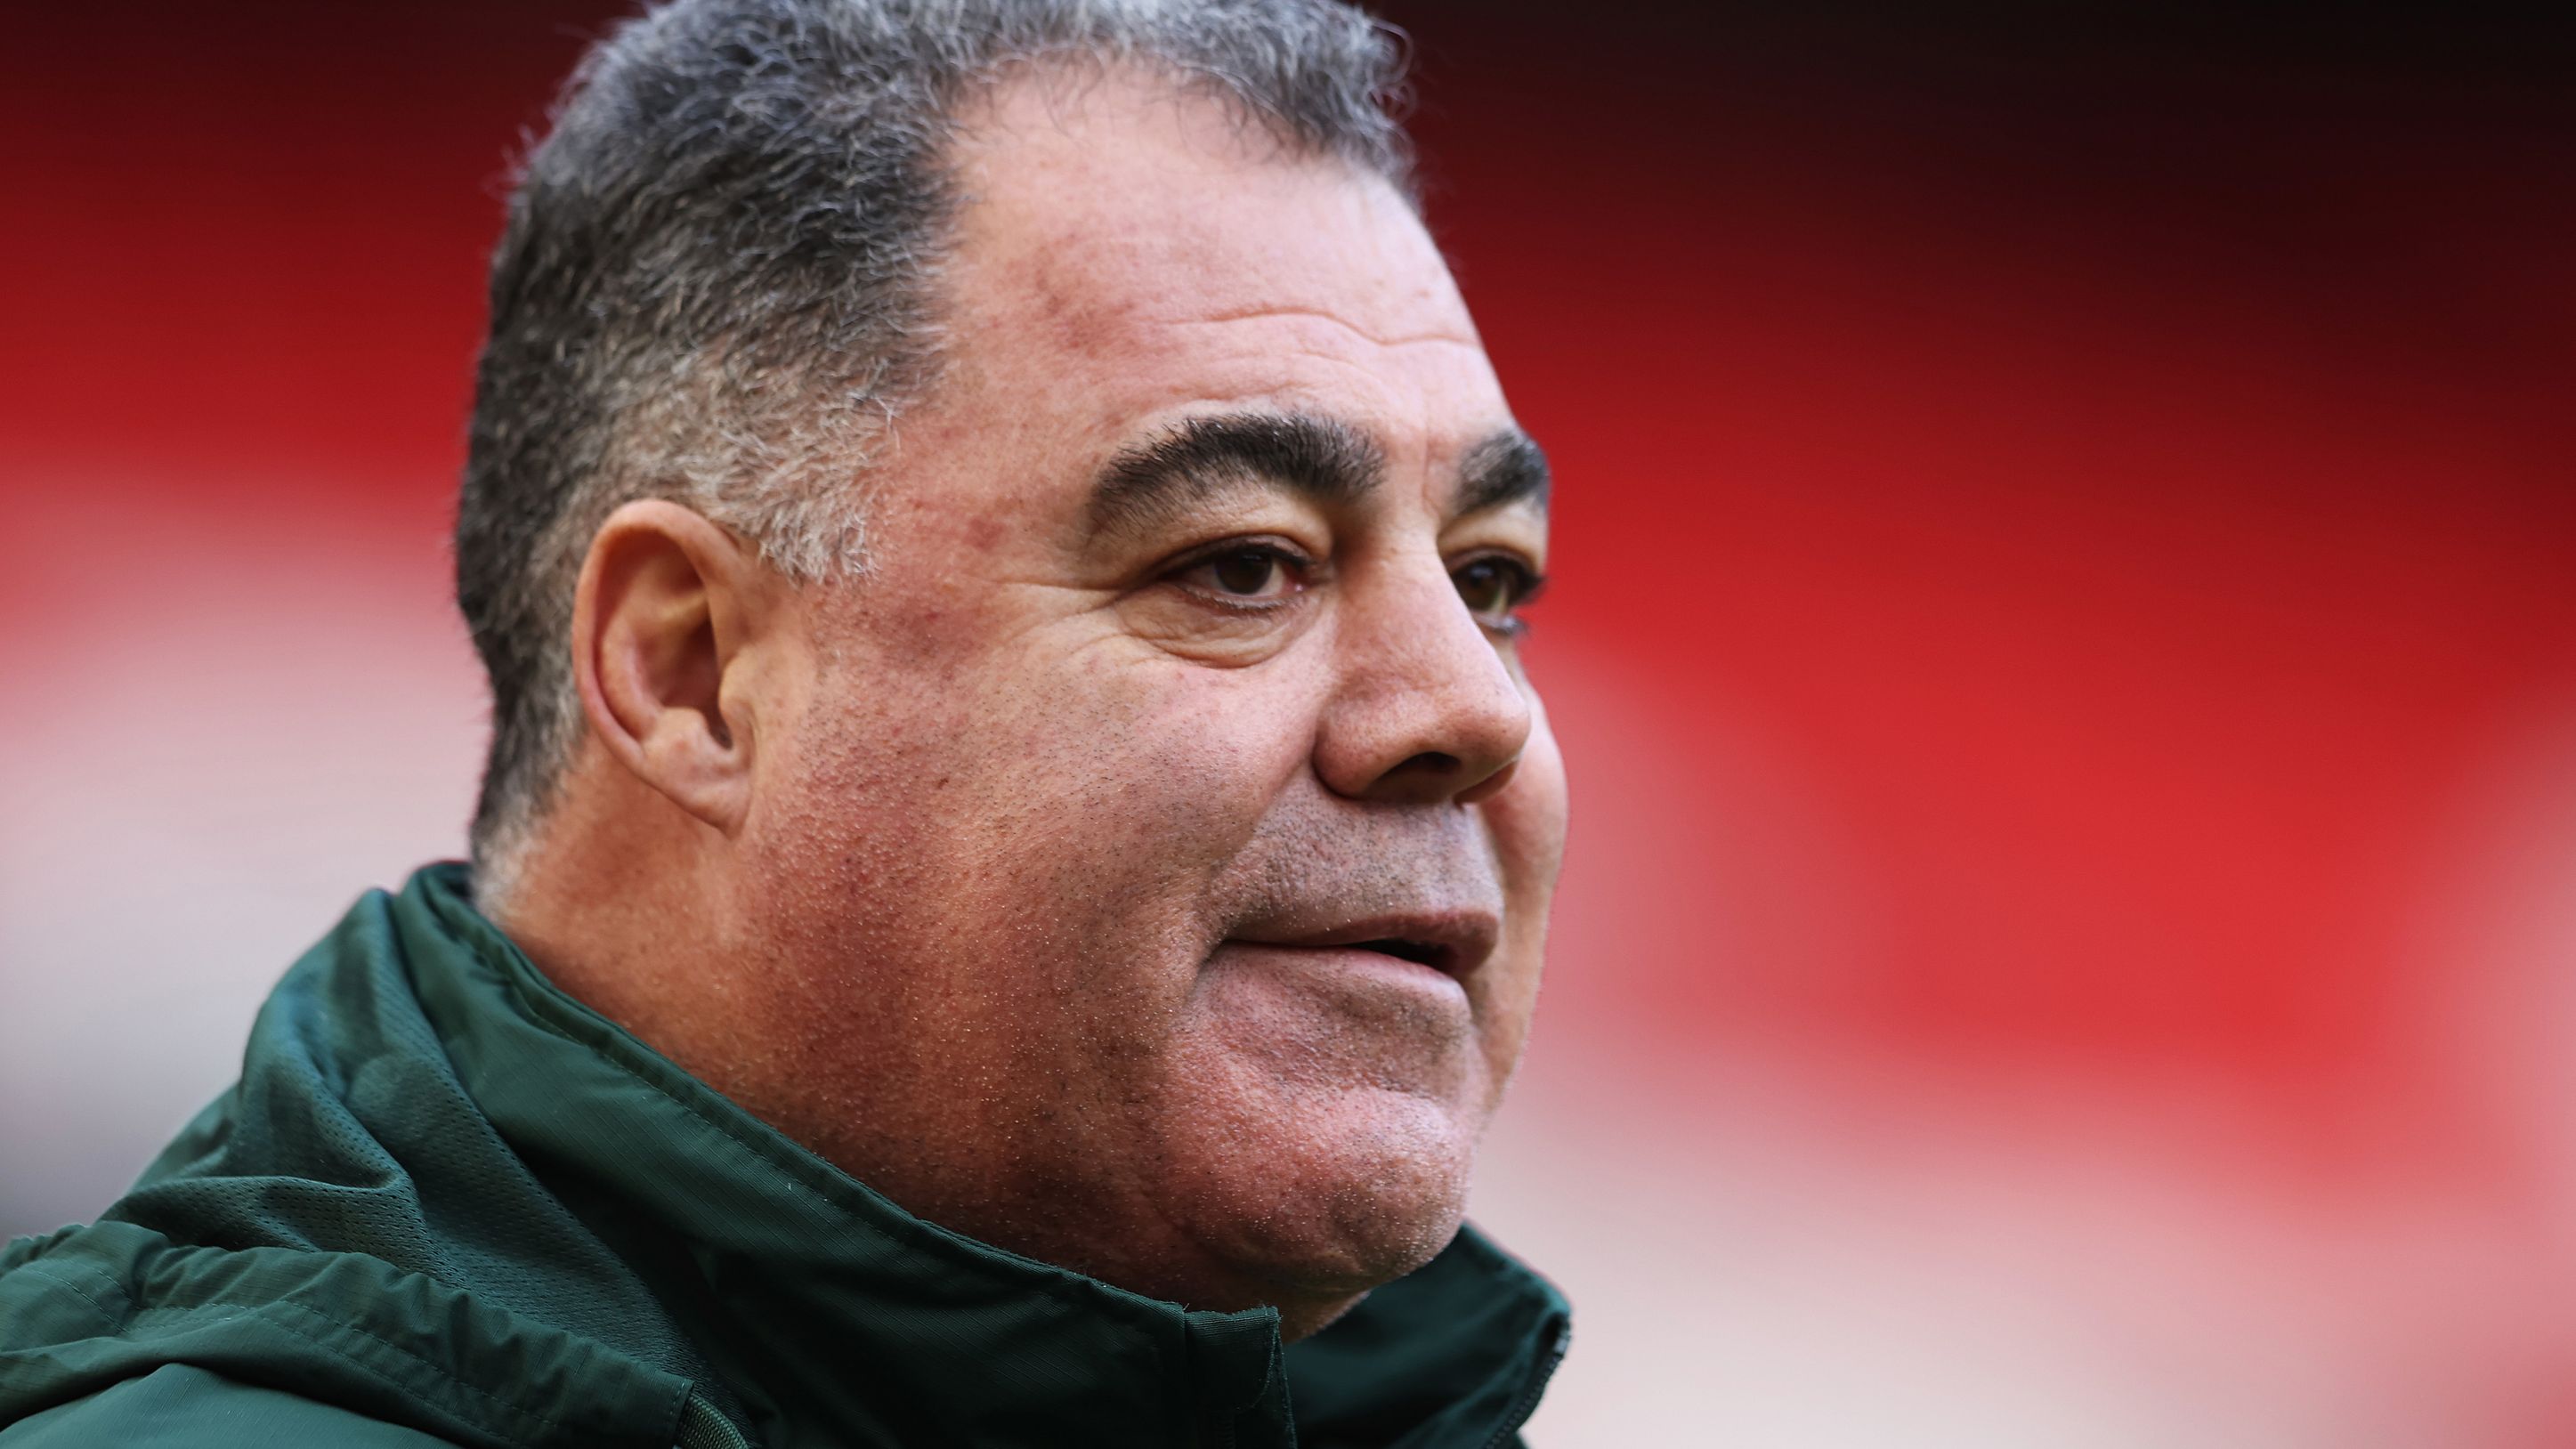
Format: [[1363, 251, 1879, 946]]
[[487, 756, 739, 1074]]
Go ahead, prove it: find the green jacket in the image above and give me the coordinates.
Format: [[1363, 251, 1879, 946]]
[[0, 866, 1567, 1448]]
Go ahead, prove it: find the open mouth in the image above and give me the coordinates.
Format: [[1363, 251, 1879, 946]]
[[1352, 937, 1449, 970]]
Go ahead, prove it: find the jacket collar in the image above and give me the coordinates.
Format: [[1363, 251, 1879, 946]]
[[401, 865, 1567, 1448]]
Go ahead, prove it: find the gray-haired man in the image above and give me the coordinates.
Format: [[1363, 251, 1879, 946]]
[[0, 2, 1571, 1444]]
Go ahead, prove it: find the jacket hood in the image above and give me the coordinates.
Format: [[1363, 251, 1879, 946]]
[[0, 866, 1568, 1447]]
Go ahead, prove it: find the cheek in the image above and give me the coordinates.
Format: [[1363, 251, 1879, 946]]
[[1471, 714, 1567, 1081], [1486, 710, 1571, 901], [738, 646, 1339, 1159], [770, 641, 1331, 985], [1000, 654, 1325, 855]]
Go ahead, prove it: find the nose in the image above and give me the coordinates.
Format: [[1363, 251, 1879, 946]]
[[1314, 555, 1535, 806]]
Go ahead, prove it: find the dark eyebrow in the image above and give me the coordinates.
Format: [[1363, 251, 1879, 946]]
[[1453, 428, 1551, 519], [1089, 412, 1384, 537]]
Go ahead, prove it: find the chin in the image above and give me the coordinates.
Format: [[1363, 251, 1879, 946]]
[[1154, 1078, 1484, 1300]]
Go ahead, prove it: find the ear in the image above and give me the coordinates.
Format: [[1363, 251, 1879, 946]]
[[569, 499, 775, 835]]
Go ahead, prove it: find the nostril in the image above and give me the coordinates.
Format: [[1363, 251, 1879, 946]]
[[1396, 751, 1462, 777], [1454, 757, 1519, 806]]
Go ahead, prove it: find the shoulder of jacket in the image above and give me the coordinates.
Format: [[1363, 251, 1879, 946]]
[[0, 1364, 464, 1448]]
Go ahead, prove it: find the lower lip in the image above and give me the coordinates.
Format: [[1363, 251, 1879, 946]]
[[1216, 943, 1469, 1000]]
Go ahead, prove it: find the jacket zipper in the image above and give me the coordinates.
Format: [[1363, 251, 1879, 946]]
[[1477, 1319, 1571, 1449]]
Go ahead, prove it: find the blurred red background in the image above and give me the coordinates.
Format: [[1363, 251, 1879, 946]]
[[4, 4, 2572, 1442]]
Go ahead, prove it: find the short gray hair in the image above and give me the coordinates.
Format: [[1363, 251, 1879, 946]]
[[454, 0, 1414, 897]]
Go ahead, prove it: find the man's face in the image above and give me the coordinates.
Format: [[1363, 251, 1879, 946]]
[[733, 74, 1565, 1318]]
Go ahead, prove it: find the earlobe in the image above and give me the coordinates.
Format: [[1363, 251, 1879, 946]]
[[570, 500, 766, 834]]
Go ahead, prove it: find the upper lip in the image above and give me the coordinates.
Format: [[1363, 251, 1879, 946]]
[[1226, 909, 1501, 979]]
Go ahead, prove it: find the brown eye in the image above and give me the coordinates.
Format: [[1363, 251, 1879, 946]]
[[1174, 545, 1305, 603], [1452, 555, 1540, 626], [1211, 550, 1278, 595]]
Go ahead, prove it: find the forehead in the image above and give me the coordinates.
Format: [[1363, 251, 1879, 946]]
[[931, 69, 1511, 493]]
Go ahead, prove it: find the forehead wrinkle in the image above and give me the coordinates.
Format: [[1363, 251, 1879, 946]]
[[1162, 305, 1482, 352], [1088, 410, 1386, 538]]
